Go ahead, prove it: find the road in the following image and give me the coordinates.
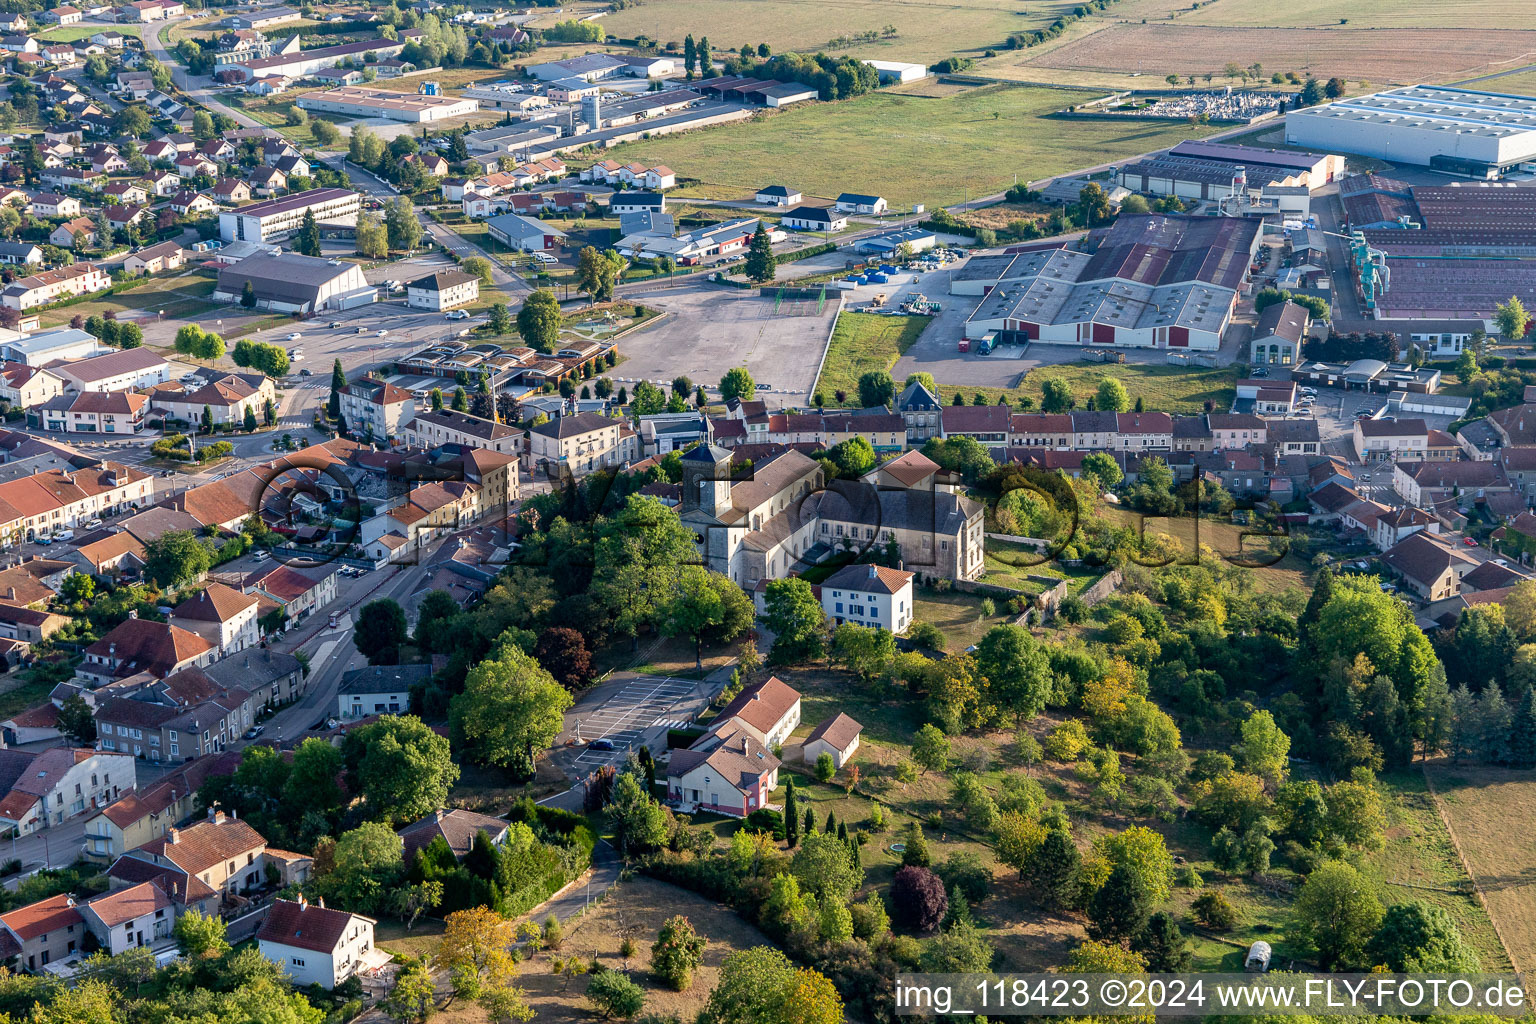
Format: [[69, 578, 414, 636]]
[[144, 16, 264, 129]]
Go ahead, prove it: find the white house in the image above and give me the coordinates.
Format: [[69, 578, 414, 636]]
[[755, 185, 802, 206], [405, 269, 478, 311], [781, 206, 847, 232], [337, 664, 432, 719], [707, 675, 801, 748], [666, 728, 780, 818], [78, 881, 176, 955], [801, 712, 862, 770], [258, 896, 385, 990], [818, 563, 914, 634], [169, 582, 259, 656], [835, 192, 886, 215]]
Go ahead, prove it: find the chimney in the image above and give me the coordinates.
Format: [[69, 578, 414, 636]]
[[166, 827, 179, 844], [867, 565, 877, 579], [317, 897, 325, 909], [229, 807, 236, 819], [128, 609, 137, 619], [297, 893, 307, 909]]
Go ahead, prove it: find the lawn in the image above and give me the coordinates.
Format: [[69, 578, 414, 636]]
[[1098, 508, 1310, 595], [1424, 764, 1536, 976], [37, 274, 220, 328], [912, 587, 1013, 652], [0, 679, 54, 721], [36, 24, 142, 41], [598, 83, 1225, 211], [813, 311, 930, 405], [981, 539, 1103, 597], [1018, 361, 1241, 416]]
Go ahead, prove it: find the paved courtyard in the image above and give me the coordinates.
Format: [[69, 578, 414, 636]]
[[552, 674, 707, 777], [614, 284, 839, 407]]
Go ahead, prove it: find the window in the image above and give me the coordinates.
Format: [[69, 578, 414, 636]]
[[291, 957, 306, 967]]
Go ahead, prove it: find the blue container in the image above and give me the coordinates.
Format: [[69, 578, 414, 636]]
[[868, 273, 889, 283], [879, 264, 897, 274]]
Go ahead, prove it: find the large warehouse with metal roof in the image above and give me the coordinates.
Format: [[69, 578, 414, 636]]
[[957, 215, 1261, 351], [1285, 86, 1536, 178]]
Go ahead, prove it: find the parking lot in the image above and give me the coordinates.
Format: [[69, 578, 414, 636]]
[[561, 675, 700, 772], [614, 283, 839, 407]]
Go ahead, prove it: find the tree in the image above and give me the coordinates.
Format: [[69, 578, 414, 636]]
[[174, 908, 229, 960], [911, 722, 950, 773], [1040, 376, 1072, 413], [60, 572, 94, 604], [386, 195, 423, 251], [1367, 901, 1480, 972], [586, 970, 645, 1019], [1032, 827, 1081, 907], [516, 288, 562, 353], [343, 715, 459, 825], [328, 359, 347, 419], [889, 865, 947, 932], [298, 208, 321, 257], [385, 956, 437, 1024], [791, 832, 861, 903], [832, 623, 896, 684], [699, 947, 842, 1024], [651, 916, 706, 990], [144, 530, 215, 587], [762, 577, 827, 663], [575, 246, 625, 301], [743, 221, 777, 283], [1135, 911, 1193, 971], [1081, 451, 1123, 490], [461, 256, 493, 287], [173, 324, 225, 360], [719, 366, 755, 403], [1323, 76, 1347, 98], [857, 369, 895, 409], [1095, 377, 1130, 413], [1289, 860, 1383, 969], [355, 212, 388, 259], [1087, 860, 1152, 942], [532, 627, 592, 690], [192, 110, 215, 139], [663, 567, 753, 668], [439, 907, 521, 1008], [608, 772, 668, 855], [354, 598, 408, 664], [783, 779, 801, 848], [451, 644, 573, 774], [1495, 295, 1531, 340], [974, 624, 1052, 722], [55, 693, 94, 745], [1234, 710, 1290, 787]]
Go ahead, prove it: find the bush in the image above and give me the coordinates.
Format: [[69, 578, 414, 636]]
[[1044, 720, 1091, 761], [890, 866, 948, 933], [814, 751, 835, 782], [745, 808, 784, 840], [1192, 888, 1238, 931], [587, 969, 646, 1019], [650, 916, 705, 991]]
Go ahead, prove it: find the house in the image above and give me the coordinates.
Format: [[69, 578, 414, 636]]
[[1394, 460, 1511, 508], [940, 403, 1010, 443], [123, 810, 267, 897], [709, 675, 801, 748], [1251, 300, 1310, 366], [257, 896, 384, 990], [801, 712, 862, 770], [83, 751, 237, 861], [122, 240, 186, 276], [48, 217, 96, 249], [819, 563, 914, 634], [1381, 531, 1479, 602], [526, 410, 639, 476], [78, 880, 176, 954], [79, 617, 217, 687], [0, 893, 85, 972], [212, 178, 251, 204], [28, 193, 79, 218], [607, 191, 665, 216], [667, 706, 783, 816], [405, 269, 478, 311], [103, 181, 149, 206], [755, 185, 802, 206], [204, 647, 307, 711], [54, 346, 171, 393], [338, 664, 431, 719], [145, 170, 179, 196], [0, 363, 61, 410], [1356, 417, 1430, 462], [106, 204, 147, 231], [0, 747, 133, 835], [337, 375, 415, 439], [781, 206, 847, 233], [397, 808, 509, 862], [170, 582, 259, 655], [170, 190, 216, 215], [35, 391, 149, 435], [44, 7, 82, 24], [835, 192, 886, 215]]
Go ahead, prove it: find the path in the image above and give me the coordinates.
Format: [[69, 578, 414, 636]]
[[144, 17, 264, 130]]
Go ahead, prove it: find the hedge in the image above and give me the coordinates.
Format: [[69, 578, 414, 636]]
[[780, 241, 838, 263]]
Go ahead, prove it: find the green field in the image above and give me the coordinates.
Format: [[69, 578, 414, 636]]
[[1170, 0, 1532, 28], [36, 24, 142, 41], [38, 273, 220, 328], [1467, 68, 1536, 95], [599, 0, 1085, 64], [1018, 361, 1241, 416], [813, 311, 929, 405], [601, 82, 1224, 210]]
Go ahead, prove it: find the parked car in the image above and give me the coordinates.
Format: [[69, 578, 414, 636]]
[[445, 310, 469, 320], [286, 332, 302, 341], [1464, 537, 1479, 546], [377, 329, 388, 337], [328, 321, 342, 329], [299, 368, 313, 376], [85, 518, 102, 529], [356, 326, 369, 334], [243, 725, 264, 739], [254, 549, 271, 561], [588, 738, 615, 751]]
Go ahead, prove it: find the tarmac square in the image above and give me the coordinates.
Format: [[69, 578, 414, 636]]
[[615, 284, 838, 405]]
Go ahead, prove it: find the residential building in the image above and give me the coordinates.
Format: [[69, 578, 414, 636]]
[[0, 747, 132, 835], [665, 728, 779, 818], [54, 347, 171, 394], [835, 192, 887, 214], [780, 206, 847, 232], [527, 410, 639, 475], [801, 713, 862, 770], [1381, 531, 1479, 601], [1394, 460, 1512, 508], [0, 362, 64, 409], [204, 647, 306, 711], [146, 370, 275, 427], [124, 810, 267, 896], [0, 461, 152, 543], [397, 808, 508, 862], [895, 378, 942, 441], [405, 269, 478, 311], [28, 193, 79, 218], [1251, 300, 1310, 366], [402, 408, 521, 456], [940, 404, 1010, 443], [217, 188, 361, 243], [35, 391, 148, 434], [338, 375, 415, 439], [1, 263, 110, 310], [169, 582, 259, 655], [338, 664, 431, 719], [708, 675, 801, 748], [257, 896, 383, 990], [79, 618, 217, 687], [83, 752, 237, 861], [0, 242, 41, 267], [755, 185, 802, 206], [78, 881, 176, 954], [1355, 417, 1429, 461], [0, 893, 85, 971], [819, 563, 914, 633]]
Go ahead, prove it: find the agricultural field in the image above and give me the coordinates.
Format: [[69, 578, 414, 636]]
[[600, 83, 1224, 211], [1170, 0, 1535, 30], [1018, 361, 1240, 416], [813, 311, 931, 405], [993, 22, 1536, 87], [598, 0, 1086, 65], [1465, 68, 1536, 95], [1424, 765, 1536, 977]]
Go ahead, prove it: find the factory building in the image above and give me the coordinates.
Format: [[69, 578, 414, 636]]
[[1286, 86, 1536, 179], [1117, 140, 1342, 201], [213, 252, 376, 313], [296, 85, 478, 123]]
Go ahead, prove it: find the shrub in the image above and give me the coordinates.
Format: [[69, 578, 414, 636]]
[[587, 969, 646, 1019], [745, 808, 784, 840], [650, 916, 706, 990], [890, 866, 948, 933], [814, 751, 835, 782], [1192, 888, 1238, 931]]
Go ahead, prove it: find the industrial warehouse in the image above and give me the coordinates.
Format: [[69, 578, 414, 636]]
[[212, 252, 377, 312], [1116, 140, 1344, 201], [296, 84, 479, 123], [1285, 85, 1536, 178], [956, 214, 1261, 350]]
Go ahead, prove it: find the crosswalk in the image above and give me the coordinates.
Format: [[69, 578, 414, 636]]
[[571, 676, 695, 768]]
